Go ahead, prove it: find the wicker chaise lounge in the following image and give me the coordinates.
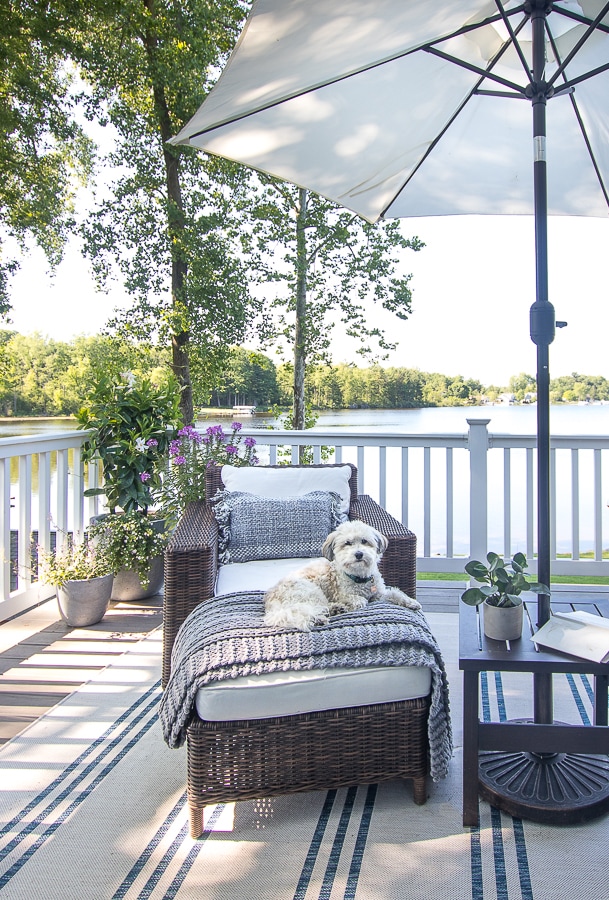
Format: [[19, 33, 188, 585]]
[[162, 463, 436, 839]]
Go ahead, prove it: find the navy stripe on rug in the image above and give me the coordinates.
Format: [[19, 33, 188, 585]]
[[0, 685, 161, 888], [475, 670, 533, 900]]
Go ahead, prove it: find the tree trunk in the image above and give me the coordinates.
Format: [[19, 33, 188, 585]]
[[293, 188, 307, 438], [143, 0, 193, 425]]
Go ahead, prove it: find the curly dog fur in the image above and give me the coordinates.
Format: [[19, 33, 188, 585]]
[[263, 519, 421, 631]]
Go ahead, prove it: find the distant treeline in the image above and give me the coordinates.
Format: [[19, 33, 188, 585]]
[[1, 331, 607, 417]]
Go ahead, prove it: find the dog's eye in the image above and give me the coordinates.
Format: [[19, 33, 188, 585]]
[[344, 540, 352, 546], [360, 539, 370, 545]]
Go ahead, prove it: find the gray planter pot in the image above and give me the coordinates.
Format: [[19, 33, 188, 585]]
[[111, 555, 164, 602], [483, 599, 523, 641], [56, 573, 114, 627]]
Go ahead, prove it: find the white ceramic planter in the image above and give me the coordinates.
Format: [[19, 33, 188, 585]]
[[483, 599, 523, 641], [56, 573, 114, 627]]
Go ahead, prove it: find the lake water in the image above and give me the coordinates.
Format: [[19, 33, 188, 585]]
[[1, 404, 607, 439]]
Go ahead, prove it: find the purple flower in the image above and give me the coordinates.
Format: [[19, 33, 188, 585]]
[[173, 455, 186, 465], [178, 425, 197, 437], [244, 436, 257, 448], [206, 425, 225, 439], [146, 438, 158, 448], [140, 472, 152, 483], [169, 439, 182, 455], [226, 445, 238, 455], [231, 422, 243, 432]]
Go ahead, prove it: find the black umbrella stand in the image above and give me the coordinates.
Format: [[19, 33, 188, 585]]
[[477, 0, 609, 824]]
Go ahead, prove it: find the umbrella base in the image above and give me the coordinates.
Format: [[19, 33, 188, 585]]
[[479, 721, 609, 824]]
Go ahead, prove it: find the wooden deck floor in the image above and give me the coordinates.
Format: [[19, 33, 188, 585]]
[[0, 594, 163, 746]]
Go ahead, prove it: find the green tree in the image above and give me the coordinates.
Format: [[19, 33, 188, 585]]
[[239, 181, 423, 432], [0, 1, 94, 315], [74, 0, 257, 424], [509, 372, 537, 402]]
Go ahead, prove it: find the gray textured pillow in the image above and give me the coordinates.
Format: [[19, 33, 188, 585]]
[[212, 490, 344, 564]]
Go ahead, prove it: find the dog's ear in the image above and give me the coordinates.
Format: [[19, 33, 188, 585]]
[[374, 530, 388, 555], [322, 530, 337, 560]]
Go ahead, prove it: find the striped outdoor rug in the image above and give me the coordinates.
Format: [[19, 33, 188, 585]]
[[0, 616, 607, 900]]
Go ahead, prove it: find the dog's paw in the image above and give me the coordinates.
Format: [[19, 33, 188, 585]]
[[384, 588, 422, 611]]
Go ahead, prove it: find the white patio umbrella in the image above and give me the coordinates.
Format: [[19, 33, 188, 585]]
[[171, 0, 609, 822]]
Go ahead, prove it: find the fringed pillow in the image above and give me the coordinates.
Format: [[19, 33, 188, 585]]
[[212, 490, 344, 564]]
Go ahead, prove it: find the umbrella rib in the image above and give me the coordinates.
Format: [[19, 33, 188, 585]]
[[493, 0, 532, 80], [425, 47, 527, 96], [545, 27, 609, 211], [548, 0, 609, 89], [568, 93, 609, 209]]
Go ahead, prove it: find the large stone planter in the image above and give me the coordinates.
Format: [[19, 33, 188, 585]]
[[483, 599, 523, 641], [56, 573, 114, 627], [111, 555, 164, 602]]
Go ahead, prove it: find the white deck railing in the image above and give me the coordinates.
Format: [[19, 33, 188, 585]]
[[1, 418, 608, 619]]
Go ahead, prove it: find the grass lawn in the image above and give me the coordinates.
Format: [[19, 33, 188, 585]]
[[417, 571, 609, 586]]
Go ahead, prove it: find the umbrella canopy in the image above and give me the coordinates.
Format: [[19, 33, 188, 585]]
[[172, 0, 609, 825], [171, 0, 609, 224]]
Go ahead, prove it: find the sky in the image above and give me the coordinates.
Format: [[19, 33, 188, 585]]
[[7, 212, 609, 387]]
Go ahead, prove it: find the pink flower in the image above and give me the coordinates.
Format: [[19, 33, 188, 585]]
[[140, 472, 152, 483]]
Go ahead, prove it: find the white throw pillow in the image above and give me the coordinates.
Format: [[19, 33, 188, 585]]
[[220, 464, 352, 515]]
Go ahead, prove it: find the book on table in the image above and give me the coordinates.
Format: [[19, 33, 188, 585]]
[[531, 611, 609, 664]]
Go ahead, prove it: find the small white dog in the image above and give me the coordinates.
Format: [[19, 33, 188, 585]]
[[263, 519, 421, 631]]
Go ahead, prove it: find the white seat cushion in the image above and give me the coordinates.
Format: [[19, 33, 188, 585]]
[[195, 664, 432, 721]]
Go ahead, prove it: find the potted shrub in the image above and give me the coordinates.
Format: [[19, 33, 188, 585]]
[[88, 511, 169, 601], [77, 370, 181, 600], [461, 551, 550, 640], [40, 536, 114, 627], [156, 422, 258, 528]]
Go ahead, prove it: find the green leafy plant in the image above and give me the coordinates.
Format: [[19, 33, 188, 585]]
[[88, 512, 168, 588], [461, 551, 550, 608], [39, 534, 112, 587], [156, 422, 258, 526], [77, 371, 181, 513]]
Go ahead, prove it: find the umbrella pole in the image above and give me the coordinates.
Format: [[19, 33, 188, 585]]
[[529, 2, 554, 726], [479, 0, 609, 824]]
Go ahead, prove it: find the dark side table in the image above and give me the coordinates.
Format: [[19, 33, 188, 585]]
[[459, 596, 609, 826]]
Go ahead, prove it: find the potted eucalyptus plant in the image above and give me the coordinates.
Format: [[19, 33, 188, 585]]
[[77, 370, 181, 600], [461, 551, 550, 640], [40, 534, 114, 627]]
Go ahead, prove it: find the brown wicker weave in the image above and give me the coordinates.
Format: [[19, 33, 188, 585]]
[[163, 463, 426, 838]]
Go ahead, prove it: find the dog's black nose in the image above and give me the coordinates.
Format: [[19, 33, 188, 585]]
[[355, 551, 364, 560]]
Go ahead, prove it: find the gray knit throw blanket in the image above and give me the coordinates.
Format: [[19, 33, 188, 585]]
[[159, 592, 453, 782]]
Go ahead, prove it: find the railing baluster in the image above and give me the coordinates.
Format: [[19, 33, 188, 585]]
[[38, 451, 52, 555], [423, 446, 431, 558], [0, 458, 11, 599], [571, 449, 580, 560], [18, 455, 32, 589], [56, 449, 69, 547], [446, 447, 453, 559], [527, 448, 535, 561], [379, 445, 387, 509], [401, 446, 409, 527], [594, 448, 603, 562], [504, 448, 511, 558]]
